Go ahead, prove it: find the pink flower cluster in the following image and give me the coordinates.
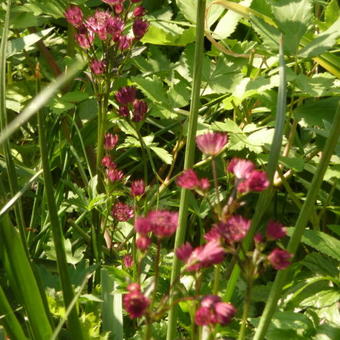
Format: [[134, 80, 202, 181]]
[[115, 86, 148, 122], [176, 169, 210, 191], [112, 202, 134, 221], [134, 210, 178, 251], [195, 295, 236, 326], [64, 2, 149, 70], [101, 155, 124, 182], [123, 283, 150, 319], [227, 158, 269, 193], [196, 132, 228, 156]]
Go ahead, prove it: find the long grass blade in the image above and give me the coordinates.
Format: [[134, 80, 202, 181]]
[[166, 1, 206, 339]]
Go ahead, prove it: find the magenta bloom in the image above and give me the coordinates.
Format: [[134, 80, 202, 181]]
[[102, 156, 116, 168], [268, 248, 292, 270], [118, 35, 133, 50], [112, 202, 134, 221], [118, 106, 129, 117], [75, 29, 94, 49], [131, 179, 145, 197], [133, 19, 149, 39], [196, 132, 228, 156], [204, 227, 221, 242], [86, 10, 112, 40], [131, 0, 141, 3], [123, 284, 150, 318], [195, 295, 236, 326], [106, 16, 124, 40], [114, 3, 124, 14], [200, 178, 210, 190], [133, 6, 145, 17], [216, 215, 251, 244], [116, 86, 137, 105], [132, 100, 148, 122], [135, 217, 152, 234], [186, 240, 225, 272], [123, 254, 133, 268], [90, 60, 106, 75], [65, 6, 83, 27], [227, 158, 255, 179], [147, 210, 178, 238], [106, 168, 124, 182], [104, 133, 119, 150], [266, 220, 286, 240], [237, 170, 269, 193], [175, 242, 193, 262], [136, 235, 151, 251], [176, 169, 200, 189], [254, 233, 264, 244]]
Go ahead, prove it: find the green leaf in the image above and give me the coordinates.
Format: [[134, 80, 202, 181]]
[[301, 252, 339, 277], [288, 228, 340, 261], [271, 0, 312, 55], [150, 146, 173, 165], [7, 27, 54, 57], [213, 0, 253, 39], [298, 18, 340, 57], [325, 0, 340, 28], [299, 289, 340, 309], [280, 156, 304, 172], [314, 323, 340, 340]]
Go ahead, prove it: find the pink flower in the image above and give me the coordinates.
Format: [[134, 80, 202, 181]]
[[254, 233, 264, 243], [199, 178, 210, 190], [133, 6, 145, 17], [131, 0, 141, 3], [196, 132, 228, 156], [227, 158, 255, 179], [266, 220, 286, 240], [195, 295, 236, 326], [131, 179, 145, 197], [112, 202, 134, 221], [204, 227, 221, 242], [75, 28, 94, 49], [147, 210, 178, 238], [65, 6, 83, 27], [123, 284, 150, 318], [268, 248, 292, 270], [175, 242, 193, 262], [86, 10, 112, 40], [115, 86, 136, 105], [186, 240, 225, 272], [133, 19, 149, 39], [216, 215, 251, 243], [123, 255, 133, 268], [136, 235, 151, 251], [90, 60, 106, 75], [176, 169, 200, 189], [102, 156, 116, 168], [135, 217, 152, 234], [237, 170, 269, 193], [132, 100, 148, 122], [118, 106, 129, 117], [104, 133, 119, 150], [106, 168, 124, 182], [114, 3, 124, 14], [118, 35, 133, 50], [106, 16, 124, 41]]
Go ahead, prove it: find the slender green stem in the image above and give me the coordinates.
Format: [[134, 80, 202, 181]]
[[253, 101, 340, 340], [225, 35, 287, 301], [211, 157, 221, 217], [37, 93, 84, 338], [238, 277, 253, 340], [166, 2, 206, 339], [153, 239, 161, 304]]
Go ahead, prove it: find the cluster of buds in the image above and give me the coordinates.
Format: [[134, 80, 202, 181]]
[[115, 86, 148, 122], [123, 283, 150, 319], [134, 210, 179, 251], [65, 0, 149, 75]]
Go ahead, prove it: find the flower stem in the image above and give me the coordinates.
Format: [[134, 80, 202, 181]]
[[211, 157, 222, 217], [166, 2, 206, 339]]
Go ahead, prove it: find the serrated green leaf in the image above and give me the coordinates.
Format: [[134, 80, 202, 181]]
[[150, 146, 173, 165], [271, 0, 312, 55], [280, 156, 304, 172], [298, 18, 340, 57], [301, 252, 339, 277], [300, 289, 340, 309]]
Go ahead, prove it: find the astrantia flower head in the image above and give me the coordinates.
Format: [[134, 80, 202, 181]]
[[102, 156, 116, 168], [115, 86, 137, 105], [147, 210, 179, 238], [268, 248, 292, 270], [118, 35, 133, 50], [135, 235, 151, 251], [118, 106, 129, 117], [195, 295, 236, 326], [185, 239, 225, 272], [135, 216, 152, 234], [237, 170, 269, 193], [123, 254, 133, 268], [133, 19, 149, 39], [86, 10, 112, 40], [176, 169, 200, 189], [133, 6, 145, 17], [132, 100, 148, 122], [216, 215, 251, 244], [123, 284, 150, 319], [90, 60, 106, 75], [131, 179, 145, 197], [266, 220, 287, 240], [65, 6, 83, 27], [227, 158, 255, 179], [104, 133, 119, 150], [196, 132, 228, 156], [106, 168, 124, 182], [112, 202, 134, 221], [200, 178, 210, 190], [106, 16, 124, 40], [175, 242, 193, 262], [75, 29, 94, 49]]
